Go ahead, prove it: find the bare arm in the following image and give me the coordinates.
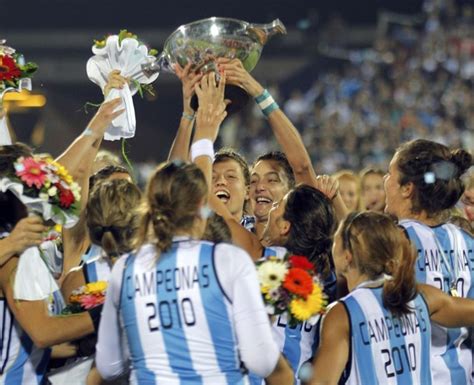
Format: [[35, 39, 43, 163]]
[[192, 73, 227, 185], [61, 97, 125, 276], [265, 356, 294, 385], [61, 267, 87, 303], [168, 63, 203, 161], [210, 194, 263, 260], [310, 302, 350, 385], [191, 73, 264, 259], [0, 258, 95, 349], [219, 59, 315, 185], [419, 284, 474, 328], [220, 59, 347, 221]]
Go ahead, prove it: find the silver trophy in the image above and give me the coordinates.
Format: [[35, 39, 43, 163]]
[[142, 17, 286, 113]]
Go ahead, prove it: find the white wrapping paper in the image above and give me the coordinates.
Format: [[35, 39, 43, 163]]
[[86, 36, 159, 141]]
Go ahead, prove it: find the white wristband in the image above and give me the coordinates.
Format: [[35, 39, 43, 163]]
[[191, 139, 214, 162]]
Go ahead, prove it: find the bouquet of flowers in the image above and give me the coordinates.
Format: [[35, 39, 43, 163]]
[[87, 29, 160, 141], [62, 281, 108, 314], [0, 40, 37, 99], [5, 156, 81, 226], [0, 156, 81, 301], [257, 254, 327, 326], [0, 39, 38, 145]]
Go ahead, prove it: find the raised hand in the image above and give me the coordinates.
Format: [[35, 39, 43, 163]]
[[174, 63, 203, 115], [86, 98, 125, 139], [315, 175, 339, 200], [194, 72, 227, 142], [217, 58, 264, 97], [103, 70, 129, 97]]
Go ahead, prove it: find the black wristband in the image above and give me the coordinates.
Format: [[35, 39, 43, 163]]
[[88, 305, 103, 332]]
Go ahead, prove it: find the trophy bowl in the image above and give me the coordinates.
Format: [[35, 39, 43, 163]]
[[143, 17, 286, 114]]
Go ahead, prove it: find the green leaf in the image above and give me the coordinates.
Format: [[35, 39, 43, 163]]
[[149, 49, 158, 57]]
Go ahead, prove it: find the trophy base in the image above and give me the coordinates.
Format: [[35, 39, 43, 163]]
[[191, 84, 250, 115]]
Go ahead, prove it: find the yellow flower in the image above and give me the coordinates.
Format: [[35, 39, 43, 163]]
[[257, 260, 288, 290], [290, 283, 327, 321], [84, 281, 108, 295], [48, 159, 74, 185], [261, 285, 270, 294]]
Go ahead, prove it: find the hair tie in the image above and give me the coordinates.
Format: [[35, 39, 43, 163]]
[[424, 160, 458, 184]]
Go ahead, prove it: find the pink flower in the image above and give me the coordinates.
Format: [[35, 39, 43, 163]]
[[15, 157, 48, 189], [79, 294, 105, 310]]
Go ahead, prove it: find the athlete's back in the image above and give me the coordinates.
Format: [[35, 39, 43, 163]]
[[400, 219, 474, 385], [341, 284, 432, 385], [96, 239, 280, 384]]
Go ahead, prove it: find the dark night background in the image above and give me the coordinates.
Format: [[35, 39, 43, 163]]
[[2, 0, 467, 167]]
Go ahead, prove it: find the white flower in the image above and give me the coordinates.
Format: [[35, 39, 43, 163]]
[[257, 260, 288, 290], [47, 186, 58, 197], [70, 182, 81, 201], [39, 192, 49, 201], [265, 304, 275, 315]]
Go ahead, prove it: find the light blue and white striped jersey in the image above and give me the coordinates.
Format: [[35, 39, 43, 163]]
[[340, 284, 432, 385], [0, 234, 65, 385], [96, 239, 279, 384], [81, 244, 113, 283], [0, 290, 64, 385], [400, 219, 474, 385], [249, 246, 337, 385]]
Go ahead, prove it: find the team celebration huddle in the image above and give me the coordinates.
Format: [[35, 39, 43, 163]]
[[0, 10, 473, 385]]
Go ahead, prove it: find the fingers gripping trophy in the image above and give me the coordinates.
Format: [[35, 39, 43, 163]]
[[143, 17, 287, 114]]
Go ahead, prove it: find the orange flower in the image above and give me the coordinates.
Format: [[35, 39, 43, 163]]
[[283, 268, 313, 298]]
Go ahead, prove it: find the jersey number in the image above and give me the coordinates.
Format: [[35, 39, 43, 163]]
[[381, 343, 416, 378], [146, 297, 196, 332], [434, 277, 465, 297]]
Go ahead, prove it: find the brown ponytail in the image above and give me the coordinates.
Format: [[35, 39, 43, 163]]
[[341, 212, 418, 316], [134, 161, 208, 255], [87, 179, 142, 256], [382, 228, 417, 316], [101, 230, 119, 256]]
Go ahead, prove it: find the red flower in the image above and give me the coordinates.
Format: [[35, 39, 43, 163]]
[[283, 268, 313, 299], [289, 255, 314, 272], [56, 183, 75, 208], [15, 157, 48, 189], [0, 55, 21, 81]]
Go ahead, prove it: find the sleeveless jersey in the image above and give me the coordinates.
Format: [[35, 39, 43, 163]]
[[0, 233, 65, 385], [341, 285, 432, 385], [249, 246, 337, 385], [81, 244, 113, 283], [119, 240, 249, 384], [0, 283, 64, 385], [400, 219, 474, 385]]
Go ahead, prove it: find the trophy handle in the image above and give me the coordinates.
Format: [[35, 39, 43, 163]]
[[247, 19, 287, 45], [141, 52, 171, 78]]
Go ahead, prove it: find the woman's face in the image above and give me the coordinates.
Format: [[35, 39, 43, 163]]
[[339, 179, 359, 212], [461, 187, 474, 222], [362, 173, 386, 212], [384, 153, 405, 217], [250, 160, 291, 223], [212, 159, 248, 220]]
